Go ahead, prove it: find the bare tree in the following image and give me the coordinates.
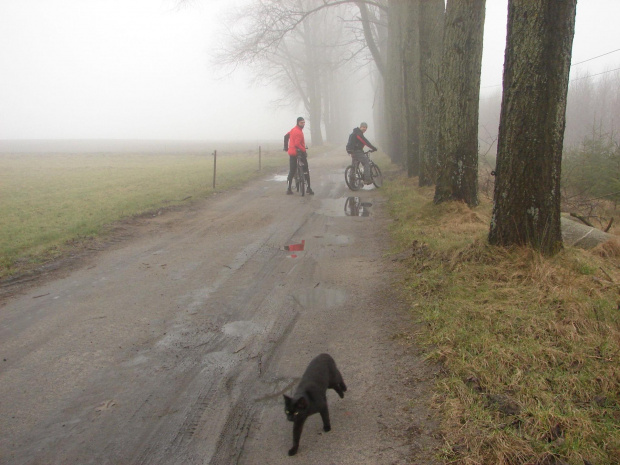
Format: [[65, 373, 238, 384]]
[[565, 69, 620, 148], [433, 0, 486, 206], [489, 0, 577, 256], [354, 1, 386, 77], [213, 0, 387, 144]]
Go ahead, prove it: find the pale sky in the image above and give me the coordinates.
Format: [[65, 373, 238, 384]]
[[0, 0, 618, 141]]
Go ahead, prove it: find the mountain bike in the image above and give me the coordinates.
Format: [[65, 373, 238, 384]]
[[294, 153, 307, 196], [345, 151, 383, 191]]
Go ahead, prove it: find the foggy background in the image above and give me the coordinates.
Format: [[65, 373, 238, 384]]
[[0, 0, 618, 148]]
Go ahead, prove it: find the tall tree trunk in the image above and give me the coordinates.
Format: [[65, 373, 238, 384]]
[[323, 66, 346, 144], [488, 0, 577, 256], [373, 72, 387, 151], [374, 6, 388, 149], [301, 15, 324, 146], [385, 0, 406, 166], [402, 1, 421, 177], [418, 0, 444, 186], [434, 0, 485, 206], [322, 68, 335, 143]]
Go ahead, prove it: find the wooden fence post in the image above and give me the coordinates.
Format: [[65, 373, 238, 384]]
[[212, 150, 217, 189]]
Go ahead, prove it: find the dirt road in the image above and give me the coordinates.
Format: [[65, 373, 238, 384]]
[[0, 151, 439, 464]]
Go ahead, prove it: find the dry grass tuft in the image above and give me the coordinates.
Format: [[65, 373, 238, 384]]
[[592, 238, 620, 258], [384, 173, 620, 465]]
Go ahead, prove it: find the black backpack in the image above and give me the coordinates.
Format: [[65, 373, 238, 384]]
[[283, 133, 290, 151]]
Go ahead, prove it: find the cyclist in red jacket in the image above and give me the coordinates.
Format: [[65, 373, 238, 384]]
[[283, 117, 314, 195]]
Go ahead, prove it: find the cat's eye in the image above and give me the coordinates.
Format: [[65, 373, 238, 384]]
[[294, 412, 299, 416], [286, 411, 290, 414]]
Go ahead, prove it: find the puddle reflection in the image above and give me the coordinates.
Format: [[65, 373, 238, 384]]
[[345, 197, 372, 217], [296, 287, 347, 309]]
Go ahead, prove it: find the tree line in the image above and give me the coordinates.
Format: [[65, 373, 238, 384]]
[[215, 0, 579, 256], [479, 65, 620, 155]]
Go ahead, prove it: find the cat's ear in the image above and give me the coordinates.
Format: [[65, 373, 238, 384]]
[[283, 394, 292, 403], [296, 397, 308, 409]]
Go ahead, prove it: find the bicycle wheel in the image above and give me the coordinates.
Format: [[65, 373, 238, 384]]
[[371, 163, 383, 188], [345, 165, 361, 191], [298, 162, 306, 196], [294, 167, 300, 192]]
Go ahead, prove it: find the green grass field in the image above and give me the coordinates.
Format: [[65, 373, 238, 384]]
[[0, 148, 285, 277]]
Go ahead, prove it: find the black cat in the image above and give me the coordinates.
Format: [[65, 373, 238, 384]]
[[283, 353, 347, 456]]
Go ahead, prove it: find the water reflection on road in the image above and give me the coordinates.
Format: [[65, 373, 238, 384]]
[[344, 197, 372, 217]]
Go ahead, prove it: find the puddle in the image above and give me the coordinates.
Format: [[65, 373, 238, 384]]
[[295, 287, 347, 309], [270, 175, 288, 182], [201, 350, 237, 369], [284, 240, 305, 251], [313, 234, 351, 246], [344, 197, 372, 217], [222, 320, 262, 338], [155, 323, 187, 349], [317, 197, 373, 217], [317, 198, 348, 217], [121, 354, 149, 367], [253, 376, 299, 403]]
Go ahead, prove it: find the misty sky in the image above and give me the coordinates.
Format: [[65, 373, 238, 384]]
[[0, 0, 619, 141]]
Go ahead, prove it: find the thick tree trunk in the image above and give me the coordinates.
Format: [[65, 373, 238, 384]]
[[402, 1, 421, 177], [418, 0, 444, 186], [488, 0, 577, 256], [434, 0, 485, 206], [385, 0, 406, 165]]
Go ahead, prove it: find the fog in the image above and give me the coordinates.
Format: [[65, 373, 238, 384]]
[[479, 0, 620, 152], [0, 0, 619, 145]]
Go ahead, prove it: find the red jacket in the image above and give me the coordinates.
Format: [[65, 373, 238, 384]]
[[286, 125, 306, 156]]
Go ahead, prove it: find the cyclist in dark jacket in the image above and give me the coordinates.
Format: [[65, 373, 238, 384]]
[[346, 122, 377, 184]]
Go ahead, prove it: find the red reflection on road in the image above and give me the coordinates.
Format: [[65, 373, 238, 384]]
[[284, 239, 305, 251]]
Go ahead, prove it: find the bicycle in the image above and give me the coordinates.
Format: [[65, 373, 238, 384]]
[[294, 152, 307, 196], [345, 150, 383, 191]]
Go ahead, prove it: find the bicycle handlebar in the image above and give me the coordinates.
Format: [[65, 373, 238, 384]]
[[348, 149, 376, 156]]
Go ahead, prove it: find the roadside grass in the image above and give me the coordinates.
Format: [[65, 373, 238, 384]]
[[382, 174, 620, 464], [0, 150, 284, 278]]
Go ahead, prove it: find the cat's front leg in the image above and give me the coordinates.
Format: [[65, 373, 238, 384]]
[[319, 406, 331, 432], [289, 418, 305, 456]]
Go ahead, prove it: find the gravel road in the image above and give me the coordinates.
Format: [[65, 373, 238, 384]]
[[0, 151, 440, 464]]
